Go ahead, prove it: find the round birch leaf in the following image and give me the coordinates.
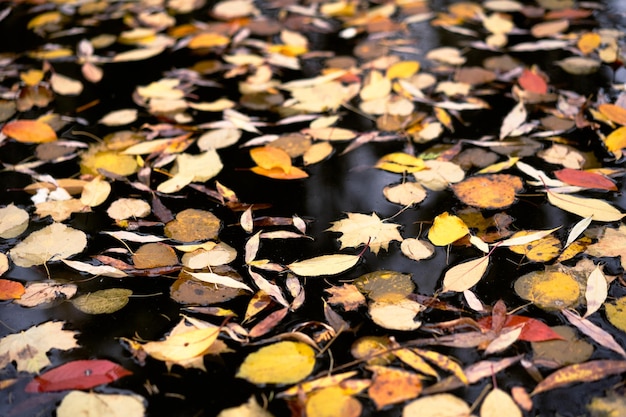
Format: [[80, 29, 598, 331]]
[[514, 269, 581, 310], [71, 288, 132, 314], [442, 257, 489, 293], [132, 243, 178, 269], [164, 209, 221, 242], [107, 198, 151, 220], [403, 393, 470, 417], [57, 391, 145, 417], [428, 212, 470, 246], [481, 388, 522, 417], [383, 182, 427, 206], [605, 296, 626, 333], [400, 238, 435, 261], [306, 386, 362, 417], [354, 270, 414, 302], [50, 73, 83, 95], [80, 176, 111, 207], [236, 341, 315, 385], [9, 223, 87, 267], [0, 204, 29, 239], [369, 299, 424, 331]]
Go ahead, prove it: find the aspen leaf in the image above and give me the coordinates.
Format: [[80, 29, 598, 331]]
[[132, 242, 178, 269], [514, 269, 581, 310], [303, 141, 333, 165], [403, 393, 470, 417], [531, 360, 626, 396], [605, 126, 626, 154], [236, 341, 315, 385], [401, 238, 435, 261], [0, 321, 79, 373], [141, 325, 221, 363], [50, 73, 83, 95], [2, 119, 57, 143], [507, 231, 561, 262], [442, 257, 489, 293], [606, 296, 626, 333], [164, 208, 221, 242], [413, 160, 465, 191], [481, 388, 522, 417], [98, 109, 138, 126], [375, 152, 425, 173], [107, 198, 152, 220], [547, 192, 624, 222], [288, 254, 360, 277], [577, 32, 601, 54], [428, 212, 469, 246], [57, 391, 145, 417], [71, 288, 132, 314], [598, 103, 626, 126], [386, 61, 420, 79], [0, 204, 29, 239], [584, 265, 607, 318], [80, 176, 111, 207], [306, 386, 362, 417], [9, 223, 87, 268], [451, 174, 523, 209]]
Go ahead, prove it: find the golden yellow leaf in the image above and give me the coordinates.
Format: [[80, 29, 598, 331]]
[[80, 149, 139, 176], [386, 61, 420, 79], [598, 103, 626, 126], [132, 243, 178, 269], [412, 348, 468, 384], [20, 69, 44, 86], [304, 127, 356, 141], [476, 157, 520, 174], [531, 360, 626, 395], [376, 152, 425, 173], [57, 391, 145, 417], [142, 326, 220, 362], [306, 386, 362, 417], [250, 146, 292, 172], [303, 141, 333, 165], [605, 126, 626, 153], [508, 232, 561, 262], [451, 174, 523, 209], [605, 296, 626, 333], [164, 208, 221, 242], [428, 212, 469, 246], [236, 341, 315, 385], [27, 11, 62, 29], [514, 269, 581, 310], [577, 32, 601, 55], [2, 120, 57, 143], [403, 393, 470, 417], [250, 165, 309, 180]]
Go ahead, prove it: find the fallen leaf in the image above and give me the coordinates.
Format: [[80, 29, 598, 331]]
[[554, 168, 617, 191], [25, 359, 132, 392], [217, 396, 275, 417], [555, 56, 601, 75], [531, 360, 626, 395], [71, 288, 133, 314], [13, 281, 77, 307], [547, 191, 624, 222], [583, 265, 608, 318], [401, 238, 435, 261], [132, 243, 178, 269], [403, 393, 470, 417], [56, 391, 145, 417], [531, 326, 593, 366], [107, 198, 152, 220], [0, 204, 29, 239], [442, 257, 489, 293], [328, 212, 402, 254], [9, 223, 87, 268], [383, 182, 427, 206], [514, 268, 582, 310], [499, 101, 527, 139], [0, 279, 25, 300], [326, 283, 367, 312], [288, 254, 360, 277], [368, 366, 422, 409], [236, 341, 315, 384], [164, 208, 221, 242], [2, 119, 57, 143], [562, 309, 626, 358], [598, 103, 626, 126], [369, 298, 425, 331], [305, 386, 362, 417], [0, 321, 79, 373], [375, 152, 425, 173], [481, 388, 521, 417], [98, 109, 138, 126], [428, 212, 470, 246]]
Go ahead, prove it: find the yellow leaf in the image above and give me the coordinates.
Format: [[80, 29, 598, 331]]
[[28, 48, 73, 60], [369, 299, 424, 331], [288, 254, 360, 277], [304, 127, 356, 141], [452, 174, 524, 210], [403, 393, 470, 417], [20, 69, 44, 86], [413, 348, 468, 384], [442, 256, 489, 293], [578, 32, 601, 55], [514, 269, 581, 310], [251, 166, 309, 180], [9, 223, 87, 268], [368, 366, 422, 409], [306, 386, 362, 417], [606, 296, 626, 332], [507, 232, 561, 262], [375, 152, 425, 173], [428, 212, 469, 246], [2, 120, 57, 143], [80, 176, 111, 207], [598, 103, 626, 125], [481, 388, 522, 417], [27, 11, 62, 29], [142, 326, 220, 362], [547, 192, 624, 222], [531, 360, 626, 395], [250, 146, 292, 172], [605, 126, 626, 153], [236, 341, 315, 384], [386, 61, 420, 79], [476, 157, 520, 174], [57, 391, 145, 417], [394, 348, 439, 378]]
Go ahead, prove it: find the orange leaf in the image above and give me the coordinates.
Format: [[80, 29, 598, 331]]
[[554, 168, 617, 191], [605, 126, 626, 153], [251, 166, 309, 180], [451, 174, 524, 209], [2, 120, 57, 143], [518, 68, 548, 94], [598, 103, 626, 126], [188, 32, 230, 49], [577, 32, 601, 55], [250, 146, 292, 172], [0, 279, 25, 300]]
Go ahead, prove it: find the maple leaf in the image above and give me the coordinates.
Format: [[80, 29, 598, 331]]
[[0, 321, 79, 373], [326, 283, 367, 312], [327, 212, 402, 254]]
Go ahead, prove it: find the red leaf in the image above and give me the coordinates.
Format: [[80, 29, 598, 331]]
[[518, 68, 548, 94], [554, 168, 618, 191], [25, 359, 132, 393], [478, 315, 564, 342]]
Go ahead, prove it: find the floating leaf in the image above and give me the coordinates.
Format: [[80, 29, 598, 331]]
[[0, 279, 25, 300], [481, 388, 522, 417], [403, 393, 470, 417], [383, 182, 427, 206], [25, 359, 132, 392], [188, 271, 253, 293], [236, 341, 315, 385], [164, 208, 221, 242], [327, 212, 402, 254], [514, 269, 581, 310], [554, 168, 617, 191], [368, 366, 422, 409], [14, 281, 77, 307], [555, 56, 601, 75], [547, 192, 624, 222], [141, 325, 221, 363], [71, 288, 133, 314], [583, 265, 608, 318], [62, 260, 128, 278], [606, 296, 626, 333], [428, 212, 469, 246], [9, 223, 87, 268], [507, 232, 561, 262], [375, 152, 425, 173], [0, 321, 79, 373], [442, 257, 489, 293], [0, 204, 29, 239], [288, 254, 360, 277], [369, 299, 425, 331], [598, 103, 626, 126], [531, 360, 626, 395], [217, 396, 275, 417], [401, 238, 435, 261], [306, 386, 362, 417], [451, 174, 524, 209], [531, 326, 593, 366], [56, 391, 145, 417], [98, 109, 138, 126], [2, 119, 57, 143], [499, 101, 527, 139], [132, 243, 178, 269]]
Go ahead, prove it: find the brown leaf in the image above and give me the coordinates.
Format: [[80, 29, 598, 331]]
[[531, 360, 626, 395]]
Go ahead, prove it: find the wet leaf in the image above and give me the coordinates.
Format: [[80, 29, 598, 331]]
[[50, 73, 83, 95], [507, 231, 561, 262], [531, 326, 593, 366], [132, 243, 178, 269], [164, 208, 221, 242], [531, 360, 626, 396], [288, 254, 360, 277], [0, 204, 29, 239], [0, 279, 25, 300], [554, 168, 617, 191], [428, 212, 470, 246], [217, 396, 275, 417], [107, 198, 152, 220], [368, 366, 422, 409], [9, 223, 87, 268], [562, 309, 626, 358], [583, 265, 608, 318], [2, 119, 57, 143], [0, 321, 79, 373], [326, 283, 366, 312], [80, 176, 111, 207], [236, 341, 315, 385], [500, 101, 527, 139], [57, 391, 145, 417], [327, 212, 402, 254], [369, 298, 424, 331], [598, 103, 626, 126], [188, 271, 253, 293], [451, 174, 523, 209], [515, 268, 582, 310], [383, 182, 427, 206], [25, 359, 132, 392], [403, 393, 470, 417], [71, 288, 133, 314], [547, 192, 624, 222], [354, 270, 414, 302], [413, 160, 465, 191], [305, 386, 362, 417], [62, 260, 128, 278], [141, 324, 221, 364], [98, 109, 138, 126], [442, 256, 489, 293], [14, 281, 77, 307], [481, 388, 521, 417], [401, 238, 435, 261], [375, 152, 425, 173], [555, 56, 601, 75]]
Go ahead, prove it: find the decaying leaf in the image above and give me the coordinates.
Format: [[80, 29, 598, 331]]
[[71, 288, 133, 314], [451, 174, 523, 209], [514, 268, 582, 310], [0, 321, 79, 373], [531, 360, 626, 395], [547, 192, 624, 222], [481, 388, 521, 417], [164, 208, 221, 242]]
